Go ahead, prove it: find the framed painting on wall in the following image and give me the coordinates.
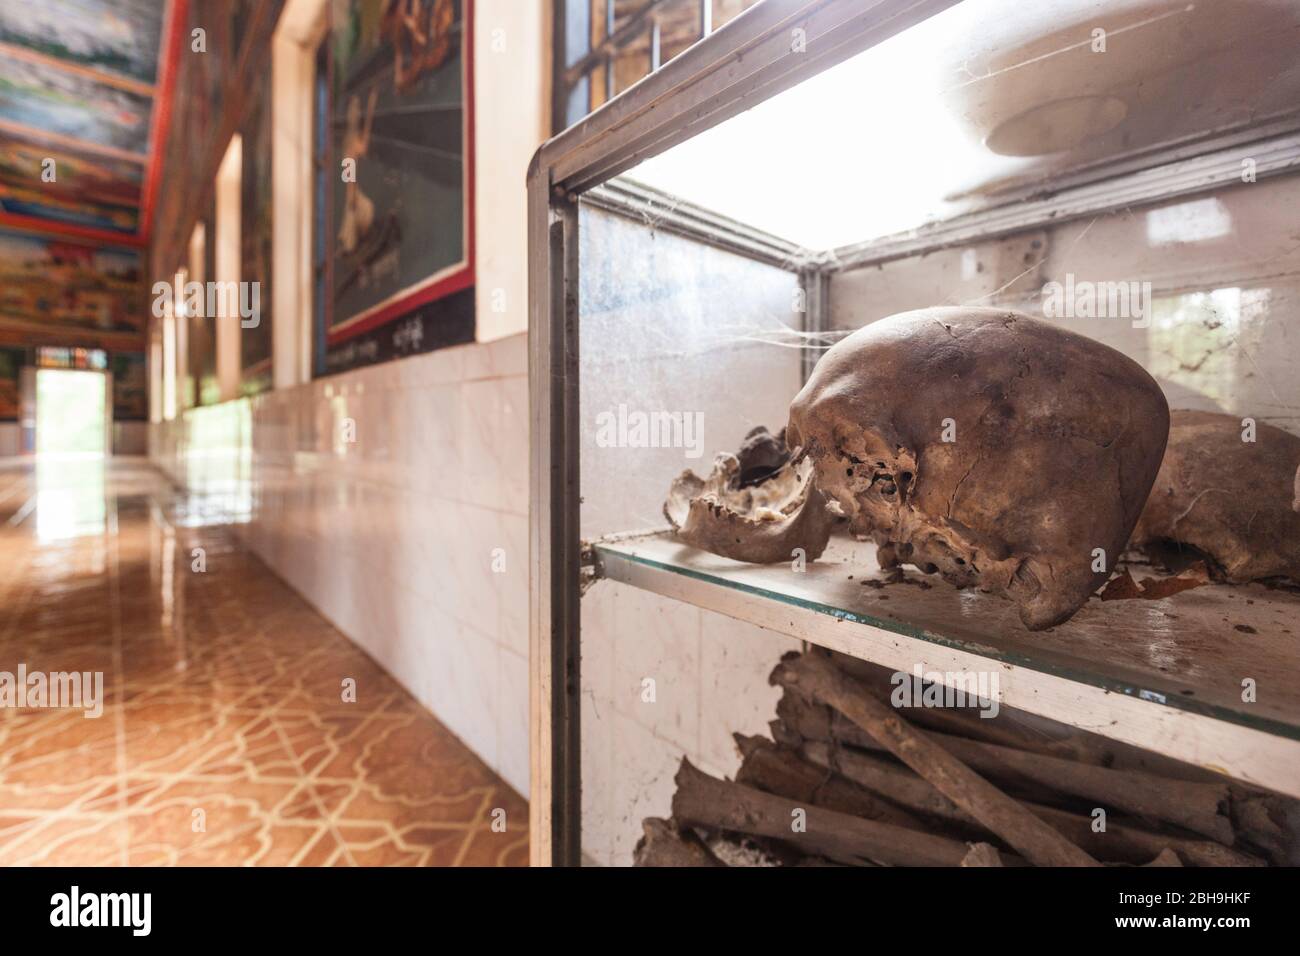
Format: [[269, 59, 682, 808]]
[[110, 351, 148, 421], [240, 77, 274, 395], [0, 346, 24, 420], [318, 0, 475, 376], [0, 229, 145, 351], [0, 133, 144, 234]]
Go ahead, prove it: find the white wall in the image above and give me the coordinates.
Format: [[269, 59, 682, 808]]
[[0, 404, 146, 458], [151, 334, 530, 795], [474, 0, 550, 342]]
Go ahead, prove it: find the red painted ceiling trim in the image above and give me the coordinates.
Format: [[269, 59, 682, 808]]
[[0, 210, 147, 248], [139, 0, 189, 243]]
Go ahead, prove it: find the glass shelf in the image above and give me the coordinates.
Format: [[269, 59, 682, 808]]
[[594, 531, 1300, 794]]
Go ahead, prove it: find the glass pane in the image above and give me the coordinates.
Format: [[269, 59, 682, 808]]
[[575, 0, 1300, 866], [578, 202, 807, 864], [595, 533, 1300, 738]]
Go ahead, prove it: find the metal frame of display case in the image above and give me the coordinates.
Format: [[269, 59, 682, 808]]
[[527, 0, 1300, 866]]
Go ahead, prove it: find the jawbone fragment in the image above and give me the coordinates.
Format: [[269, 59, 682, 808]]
[[664, 427, 834, 564]]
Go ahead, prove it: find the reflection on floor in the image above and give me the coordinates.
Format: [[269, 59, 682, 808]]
[[0, 457, 527, 866]]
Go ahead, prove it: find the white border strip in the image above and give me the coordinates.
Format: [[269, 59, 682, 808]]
[[598, 548, 1300, 798]]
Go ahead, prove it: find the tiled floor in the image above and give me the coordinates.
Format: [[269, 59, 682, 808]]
[[0, 456, 527, 866]]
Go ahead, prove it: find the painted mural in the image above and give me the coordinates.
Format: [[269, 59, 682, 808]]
[[110, 350, 147, 420], [322, 0, 473, 374], [150, 0, 284, 400], [0, 345, 23, 420], [0, 53, 154, 156], [0, 0, 165, 84], [0, 0, 173, 248], [0, 228, 144, 350], [152, 0, 240, 264], [0, 131, 143, 232]]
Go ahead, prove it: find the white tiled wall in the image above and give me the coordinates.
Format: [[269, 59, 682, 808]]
[[150, 333, 530, 796], [581, 582, 802, 866]]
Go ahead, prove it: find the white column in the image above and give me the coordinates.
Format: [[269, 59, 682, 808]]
[[215, 135, 243, 401], [474, 0, 551, 341]]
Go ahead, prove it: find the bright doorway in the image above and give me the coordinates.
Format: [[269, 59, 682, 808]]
[[35, 368, 109, 457]]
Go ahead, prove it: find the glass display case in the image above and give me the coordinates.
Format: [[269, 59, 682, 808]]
[[528, 0, 1300, 866]]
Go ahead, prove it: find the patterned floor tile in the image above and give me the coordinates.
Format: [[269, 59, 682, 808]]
[[0, 458, 528, 866]]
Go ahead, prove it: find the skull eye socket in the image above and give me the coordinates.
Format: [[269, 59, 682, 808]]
[[867, 470, 899, 498]]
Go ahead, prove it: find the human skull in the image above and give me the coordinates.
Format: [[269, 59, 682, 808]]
[[664, 427, 834, 564], [1131, 410, 1300, 584], [787, 307, 1169, 630]]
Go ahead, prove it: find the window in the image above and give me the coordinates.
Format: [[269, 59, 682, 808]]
[[552, 0, 762, 132], [35, 347, 107, 370]]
